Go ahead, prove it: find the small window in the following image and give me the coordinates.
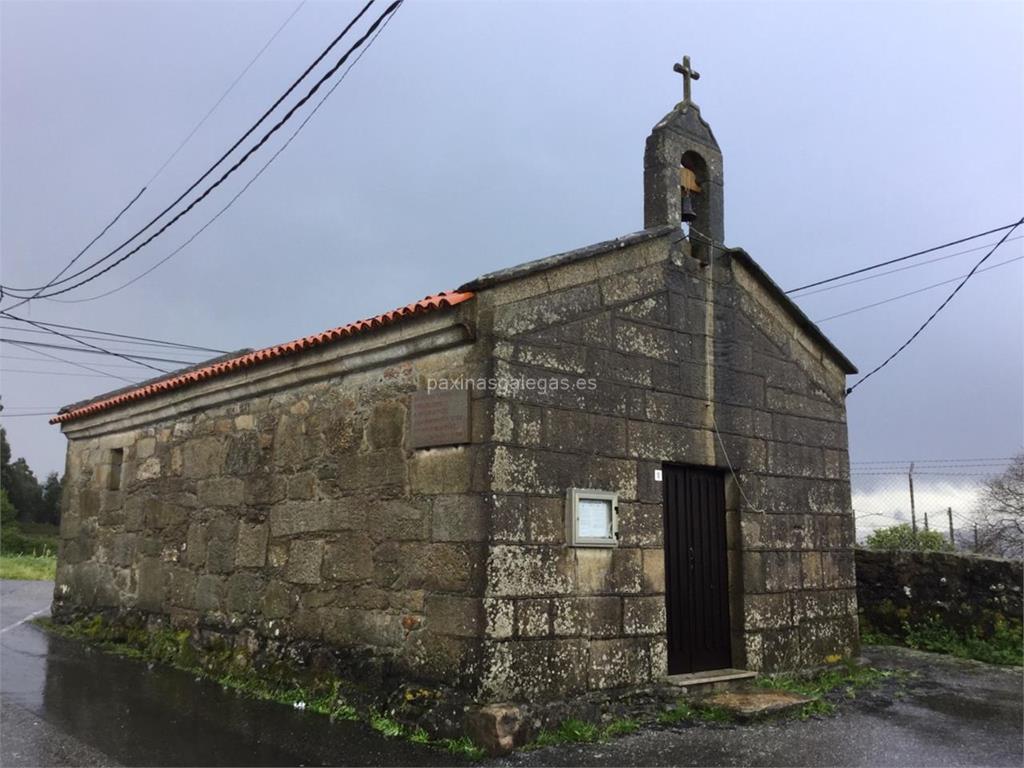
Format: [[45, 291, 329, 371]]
[[566, 488, 619, 547], [108, 448, 124, 491]]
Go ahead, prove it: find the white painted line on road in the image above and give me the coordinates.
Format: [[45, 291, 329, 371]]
[[1, 608, 48, 634]]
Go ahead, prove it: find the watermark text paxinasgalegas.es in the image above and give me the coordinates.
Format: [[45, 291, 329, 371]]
[[426, 375, 597, 396]]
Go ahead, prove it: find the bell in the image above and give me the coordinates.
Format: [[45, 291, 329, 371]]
[[680, 191, 697, 223]]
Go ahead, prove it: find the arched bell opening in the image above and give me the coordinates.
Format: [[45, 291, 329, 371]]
[[680, 151, 711, 263]]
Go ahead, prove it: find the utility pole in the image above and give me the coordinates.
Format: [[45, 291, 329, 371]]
[[924, 509, 929, 532], [948, 507, 954, 548], [908, 462, 917, 535], [974, 523, 979, 552]]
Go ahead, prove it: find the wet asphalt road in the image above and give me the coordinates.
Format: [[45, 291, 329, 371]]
[[0, 580, 456, 767], [2, 578, 1022, 767], [500, 647, 1024, 768]]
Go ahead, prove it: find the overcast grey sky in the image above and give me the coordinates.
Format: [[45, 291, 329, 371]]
[[2, 0, 1022, 478]]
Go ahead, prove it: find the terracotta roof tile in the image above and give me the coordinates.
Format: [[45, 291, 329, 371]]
[[51, 290, 474, 425]]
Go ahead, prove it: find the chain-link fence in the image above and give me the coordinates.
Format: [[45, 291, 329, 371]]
[[851, 458, 1013, 550]]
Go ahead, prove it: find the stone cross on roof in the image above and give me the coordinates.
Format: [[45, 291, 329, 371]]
[[672, 55, 700, 103]]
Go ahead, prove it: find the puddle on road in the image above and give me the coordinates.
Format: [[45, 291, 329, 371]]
[[2, 624, 465, 767]]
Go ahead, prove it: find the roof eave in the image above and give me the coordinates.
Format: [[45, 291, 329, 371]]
[[727, 247, 858, 375]]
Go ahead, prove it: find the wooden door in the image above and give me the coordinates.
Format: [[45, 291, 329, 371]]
[[662, 464, 732, 674]]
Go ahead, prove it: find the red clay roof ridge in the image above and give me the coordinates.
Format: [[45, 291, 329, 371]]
[[51, 290, 474, 425]]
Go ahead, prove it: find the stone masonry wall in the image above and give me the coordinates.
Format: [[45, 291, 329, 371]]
[[55, 338, 492, 690], [856, 549, 1023, 638], [470, 232, 857, 701]]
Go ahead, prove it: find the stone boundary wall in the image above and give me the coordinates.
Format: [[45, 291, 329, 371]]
[[856, 548, 1023, 637]]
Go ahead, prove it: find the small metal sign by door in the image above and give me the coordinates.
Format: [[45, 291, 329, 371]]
[[662, 464, 731, 674]]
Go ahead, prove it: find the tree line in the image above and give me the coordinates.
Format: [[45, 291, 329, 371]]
[[1, 428, 63, 528]]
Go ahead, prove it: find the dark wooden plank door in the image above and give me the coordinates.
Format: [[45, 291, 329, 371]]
[[662, 464, 732, 674]]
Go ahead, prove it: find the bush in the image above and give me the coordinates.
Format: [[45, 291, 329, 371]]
[[865, 523, 952, 552], [0, 522, 58, 556]]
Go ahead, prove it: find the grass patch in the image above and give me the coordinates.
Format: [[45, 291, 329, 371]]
[[438, 736, 486, 760], [756, 660, 895, 699], [601, 717, 641, 738], [0, 552, 56, 580], [657, 701, 733, 725], [756, 659, 901, 718], [862, 617, 1023, 667], [532, 716, 643, 747]]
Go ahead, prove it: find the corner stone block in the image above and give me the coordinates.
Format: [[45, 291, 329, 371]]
[[286, 539, 325, 584], [432, 494, 487, 542], [465, 704, 530, 756], [425, 595, 483, 638], [409, 448, 470, 494]]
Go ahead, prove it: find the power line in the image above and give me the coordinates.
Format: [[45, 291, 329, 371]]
[[4, 340, 136, 383], [0, 337, 191, 367], [0, 2, 307, 314], [18, 0, 403, 303], [143, 0, 307, 188], [11, 187, 149, 305], [1, 353, 175, 370], [785, 221, 1021, 294], [1, 368, 127, 380], [852, 457, 1014, 466], [0, 326, 216, 353], [794, 235, 1024, 298], [815, 253, 1023, 324], [45, 3, 401, 306], [847, 216, 1024, 395], [0, 0, 381, 301], [0, 320, 226, 353]]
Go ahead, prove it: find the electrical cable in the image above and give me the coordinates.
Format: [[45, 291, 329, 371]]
[[0, 2, 307, 313], [45, 4, 400, 306], [785, 221, 1021, 293], [1, 368, 127, 380], [0, 0, 378, 301], [815, 253, 1023, 324], [7, 0, 402, 303], [794, 236, 1024, 298], [4, 340, 136, 383], [143, 0, 307, 188], [0, 337, 191, 366], [845, 215, 1022, 394], [1, 353, 152, 370], [0, 320, 226, 353]]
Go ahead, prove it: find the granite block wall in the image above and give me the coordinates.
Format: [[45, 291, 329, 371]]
[[54, 337, 492, 689], [471, 231, 857, 700]]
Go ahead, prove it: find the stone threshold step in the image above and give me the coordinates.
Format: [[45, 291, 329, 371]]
[[665, 668, 757, 687]]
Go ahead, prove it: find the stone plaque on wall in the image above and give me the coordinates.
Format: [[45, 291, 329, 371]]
[[409, 390, 471, 449]]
